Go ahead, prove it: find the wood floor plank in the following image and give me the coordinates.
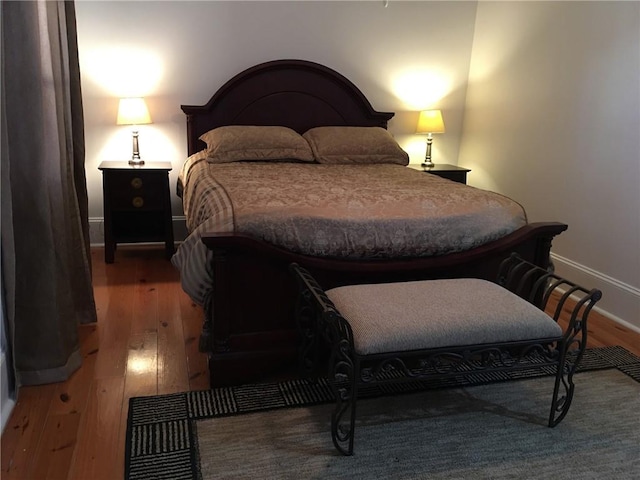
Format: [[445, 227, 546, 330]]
[[115, 394, 131, 480], [115, 332, 160, 480], [93, 260, 136, 379], [48, 325, 99, 417], [130, 251, 160, 337], [123, 332, 158, 399], [157, 272, 191, 395], [181, 294, 209, 392], [587, 316, 640, 356], [68, 376, 125, 480], [0, 384, 57, 479], [27, 412, 82, 480]]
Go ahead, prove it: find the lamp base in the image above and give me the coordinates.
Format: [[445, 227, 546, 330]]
[[421, 161, 435, 170], [422, 134, 435, 170], [129, 130, 144, 166]]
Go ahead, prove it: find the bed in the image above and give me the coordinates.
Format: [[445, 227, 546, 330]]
[[173, 59, 567, 387]]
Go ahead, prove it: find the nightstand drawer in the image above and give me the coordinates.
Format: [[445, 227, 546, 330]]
[[105, 171, 166, 210]]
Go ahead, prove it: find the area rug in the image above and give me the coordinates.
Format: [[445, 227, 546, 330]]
[[125, 346, 640, 480]]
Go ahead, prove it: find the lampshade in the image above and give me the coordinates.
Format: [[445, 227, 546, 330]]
[[116, 97, 152, 126], [416, 110, 445, 134]]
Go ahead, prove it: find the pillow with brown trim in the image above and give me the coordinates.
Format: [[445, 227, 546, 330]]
[[303, 126, 409, 165], [199, 126, 315, 163]]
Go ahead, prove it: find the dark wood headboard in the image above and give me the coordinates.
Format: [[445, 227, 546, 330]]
[[181, 59, 394, 156]]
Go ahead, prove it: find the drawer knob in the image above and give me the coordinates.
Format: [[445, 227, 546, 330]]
[[131, 177, 143, 189], [132, 196, 144, 208]]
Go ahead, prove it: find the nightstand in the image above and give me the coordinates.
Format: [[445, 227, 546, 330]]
[[422, 164, 471, 184], [98, 161, 175, 263]]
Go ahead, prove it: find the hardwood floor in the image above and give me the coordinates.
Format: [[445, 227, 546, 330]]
[[1, 246, 207, 480], [2, 245, 639, 479]]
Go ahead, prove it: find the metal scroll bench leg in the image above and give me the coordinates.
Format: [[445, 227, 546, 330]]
[[290, 254, 602, 456]]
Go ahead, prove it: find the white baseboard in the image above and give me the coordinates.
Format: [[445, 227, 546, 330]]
[[1, 351, 15, 434], [88, 216, 188, 246], [551, 252, 640, 333]]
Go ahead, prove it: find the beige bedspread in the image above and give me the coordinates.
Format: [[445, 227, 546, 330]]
[[173, 153, 527, 305]]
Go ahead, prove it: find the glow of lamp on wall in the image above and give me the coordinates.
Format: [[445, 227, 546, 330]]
[[117, 97, 152, 166], [82, 46, 164, 97], [415, 110, 445, 170], [391, 70, 451, 110]]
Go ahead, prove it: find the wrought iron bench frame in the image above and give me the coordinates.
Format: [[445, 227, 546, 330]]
[[290, 253, 602, 455]]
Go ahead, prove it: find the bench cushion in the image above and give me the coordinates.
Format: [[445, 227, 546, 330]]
[[326, 278, 563, 355]]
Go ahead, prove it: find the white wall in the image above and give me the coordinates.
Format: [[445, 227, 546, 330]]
[[76, 0, 478, 223], [460, 1, 640, 328]]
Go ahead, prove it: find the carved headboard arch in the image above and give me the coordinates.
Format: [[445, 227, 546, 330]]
[[181, 59, 394, 155]]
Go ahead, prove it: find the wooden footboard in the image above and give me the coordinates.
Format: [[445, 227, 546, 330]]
[[200, 222, 568, 387]]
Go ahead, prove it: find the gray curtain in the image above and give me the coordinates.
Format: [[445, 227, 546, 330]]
[[1, 1, 97, 387]]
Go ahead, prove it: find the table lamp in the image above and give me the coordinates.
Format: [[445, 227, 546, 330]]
[[117, 97, 152, 166], [416, 110, 445, 170]]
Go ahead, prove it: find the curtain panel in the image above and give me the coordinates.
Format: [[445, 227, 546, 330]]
[[1, 1, 97, 387]]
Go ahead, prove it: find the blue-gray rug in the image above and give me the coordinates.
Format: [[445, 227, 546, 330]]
[[125, 346, 640, 480]]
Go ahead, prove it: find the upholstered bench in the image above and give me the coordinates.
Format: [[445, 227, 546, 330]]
[[290, 254, 602, 455]]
